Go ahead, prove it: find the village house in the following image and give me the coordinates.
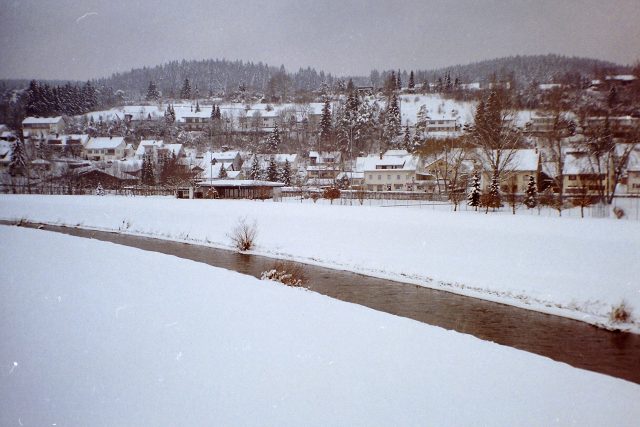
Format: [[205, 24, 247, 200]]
[[182, 111, 210, 131], [22, 116, 66, 141], [44, 134, 89, 157], [189, 151, 244, 183], [419, 149, 475, 194], [306, 151, 342, 187], [561, 152, 611, 197], [84, 137, 126, 162], [627, 149, 640, 195], [480, 149, 540, 194], [361, 150, 420, 192], [135, 140, 185, 167]]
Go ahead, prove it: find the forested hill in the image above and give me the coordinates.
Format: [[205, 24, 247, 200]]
[[93, 59, 336, 98], [412, 54, 629, 87]]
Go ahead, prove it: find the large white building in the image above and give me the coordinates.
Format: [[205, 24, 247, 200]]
[[22, 116, 65, 140], [361, 150, 420, 192]]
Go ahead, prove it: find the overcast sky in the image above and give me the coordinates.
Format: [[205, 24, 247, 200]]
[[1, 0, 639, 81]]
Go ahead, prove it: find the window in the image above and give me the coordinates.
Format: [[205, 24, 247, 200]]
[[369, 174, 373, 180], [378, 174, 381, 180], [397, 175, 401, 180], [569, 176, 577, 181], [394, 184, 403, 190], [387, 174, 391, 181]]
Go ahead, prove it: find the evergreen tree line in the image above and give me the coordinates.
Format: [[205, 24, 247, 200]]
[[24, 79, 100, 117], [96, 58, 337, 99]]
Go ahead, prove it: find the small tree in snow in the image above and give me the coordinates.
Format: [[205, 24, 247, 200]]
[[523, 176, 538, 209], [249, 156, 261, 180], [486, 172, 502, 211], [95, 183, 105, 196], [281, 159, 292, 186], [266, 158, 279, 182], [467, 172, 481, 210], [218, 163, 228, 179]]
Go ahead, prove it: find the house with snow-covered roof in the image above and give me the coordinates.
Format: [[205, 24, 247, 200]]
[[361, 152, 420, 192], [560, 152, 610, 197], [479, 149, 540, 194], [22, 116, 65, 141], [306, 151, 342, 186], [85, 137, 126, 161], [44, 134, 89, 157], [135, 139, 185, 170], [626, 148, 640, 195]]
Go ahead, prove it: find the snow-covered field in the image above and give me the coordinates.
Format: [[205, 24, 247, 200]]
[[1, 194, 639, 332], [2, 226, 639, 426]]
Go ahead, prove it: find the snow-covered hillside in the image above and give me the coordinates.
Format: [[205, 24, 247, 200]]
[[2, 226, 638, 426]]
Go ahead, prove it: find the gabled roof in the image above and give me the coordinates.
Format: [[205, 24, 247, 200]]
[[361, 154, 419, 171], [136, 139, 164, 156], [22, 116, 64, 125], [208, 151, 240, 161], [86, 137, 125, 150]]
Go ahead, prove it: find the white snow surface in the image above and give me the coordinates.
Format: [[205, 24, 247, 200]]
[[1, 226, 639, 426], [1, 195, 639, 332]]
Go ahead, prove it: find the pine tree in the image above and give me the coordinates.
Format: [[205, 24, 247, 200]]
[[218, 163, 227, 178], [9, 139, 26, 176], [266, 124, 281, 153], [396, 70, 402, 90], [146, 81, 160, 102], [403, 124, 411, 152], [195, 100, 201, 113], [416, 104, 428, 137], [411, 131, 422, 153], [165, 105, 175, 125], [467, 172, 481, 210], [266, 158, 278, 182], [383, 92, 401, 147], [249, 155, 260, 180], [180, 78, 192, 100], [141, 156, 155, 186], [319, 97, 332, 151], [281, 159, 292, 186], [95, 183, 105, 196], [408, 71, 415, 91], [524, 175, 538, 208], [488, 172, 501, 210]]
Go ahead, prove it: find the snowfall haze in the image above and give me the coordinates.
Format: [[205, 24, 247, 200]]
[[1, 0, 639, 80]]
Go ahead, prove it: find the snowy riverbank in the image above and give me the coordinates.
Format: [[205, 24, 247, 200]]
[[2, 226, 639, 426], [1, 194, 638, 332]]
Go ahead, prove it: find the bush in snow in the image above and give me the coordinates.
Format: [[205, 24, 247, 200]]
[[261, 261, 307, 287], [609, 301, 632, 324], [228, 217, 257, 252]]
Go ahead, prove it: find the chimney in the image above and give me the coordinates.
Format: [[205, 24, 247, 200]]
[[379, 151, 383, 160]]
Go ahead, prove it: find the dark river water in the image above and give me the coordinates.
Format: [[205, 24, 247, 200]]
[[12, 222, 640, 384]]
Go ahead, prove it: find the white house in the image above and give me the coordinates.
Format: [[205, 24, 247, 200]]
[[306, 151, 341, 186], [627, 148, 640, 195], [85, 137, 126, 161], [22, 116, 65, 140], [480, 149, 540, 194], [361, 151, 420, 192]]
